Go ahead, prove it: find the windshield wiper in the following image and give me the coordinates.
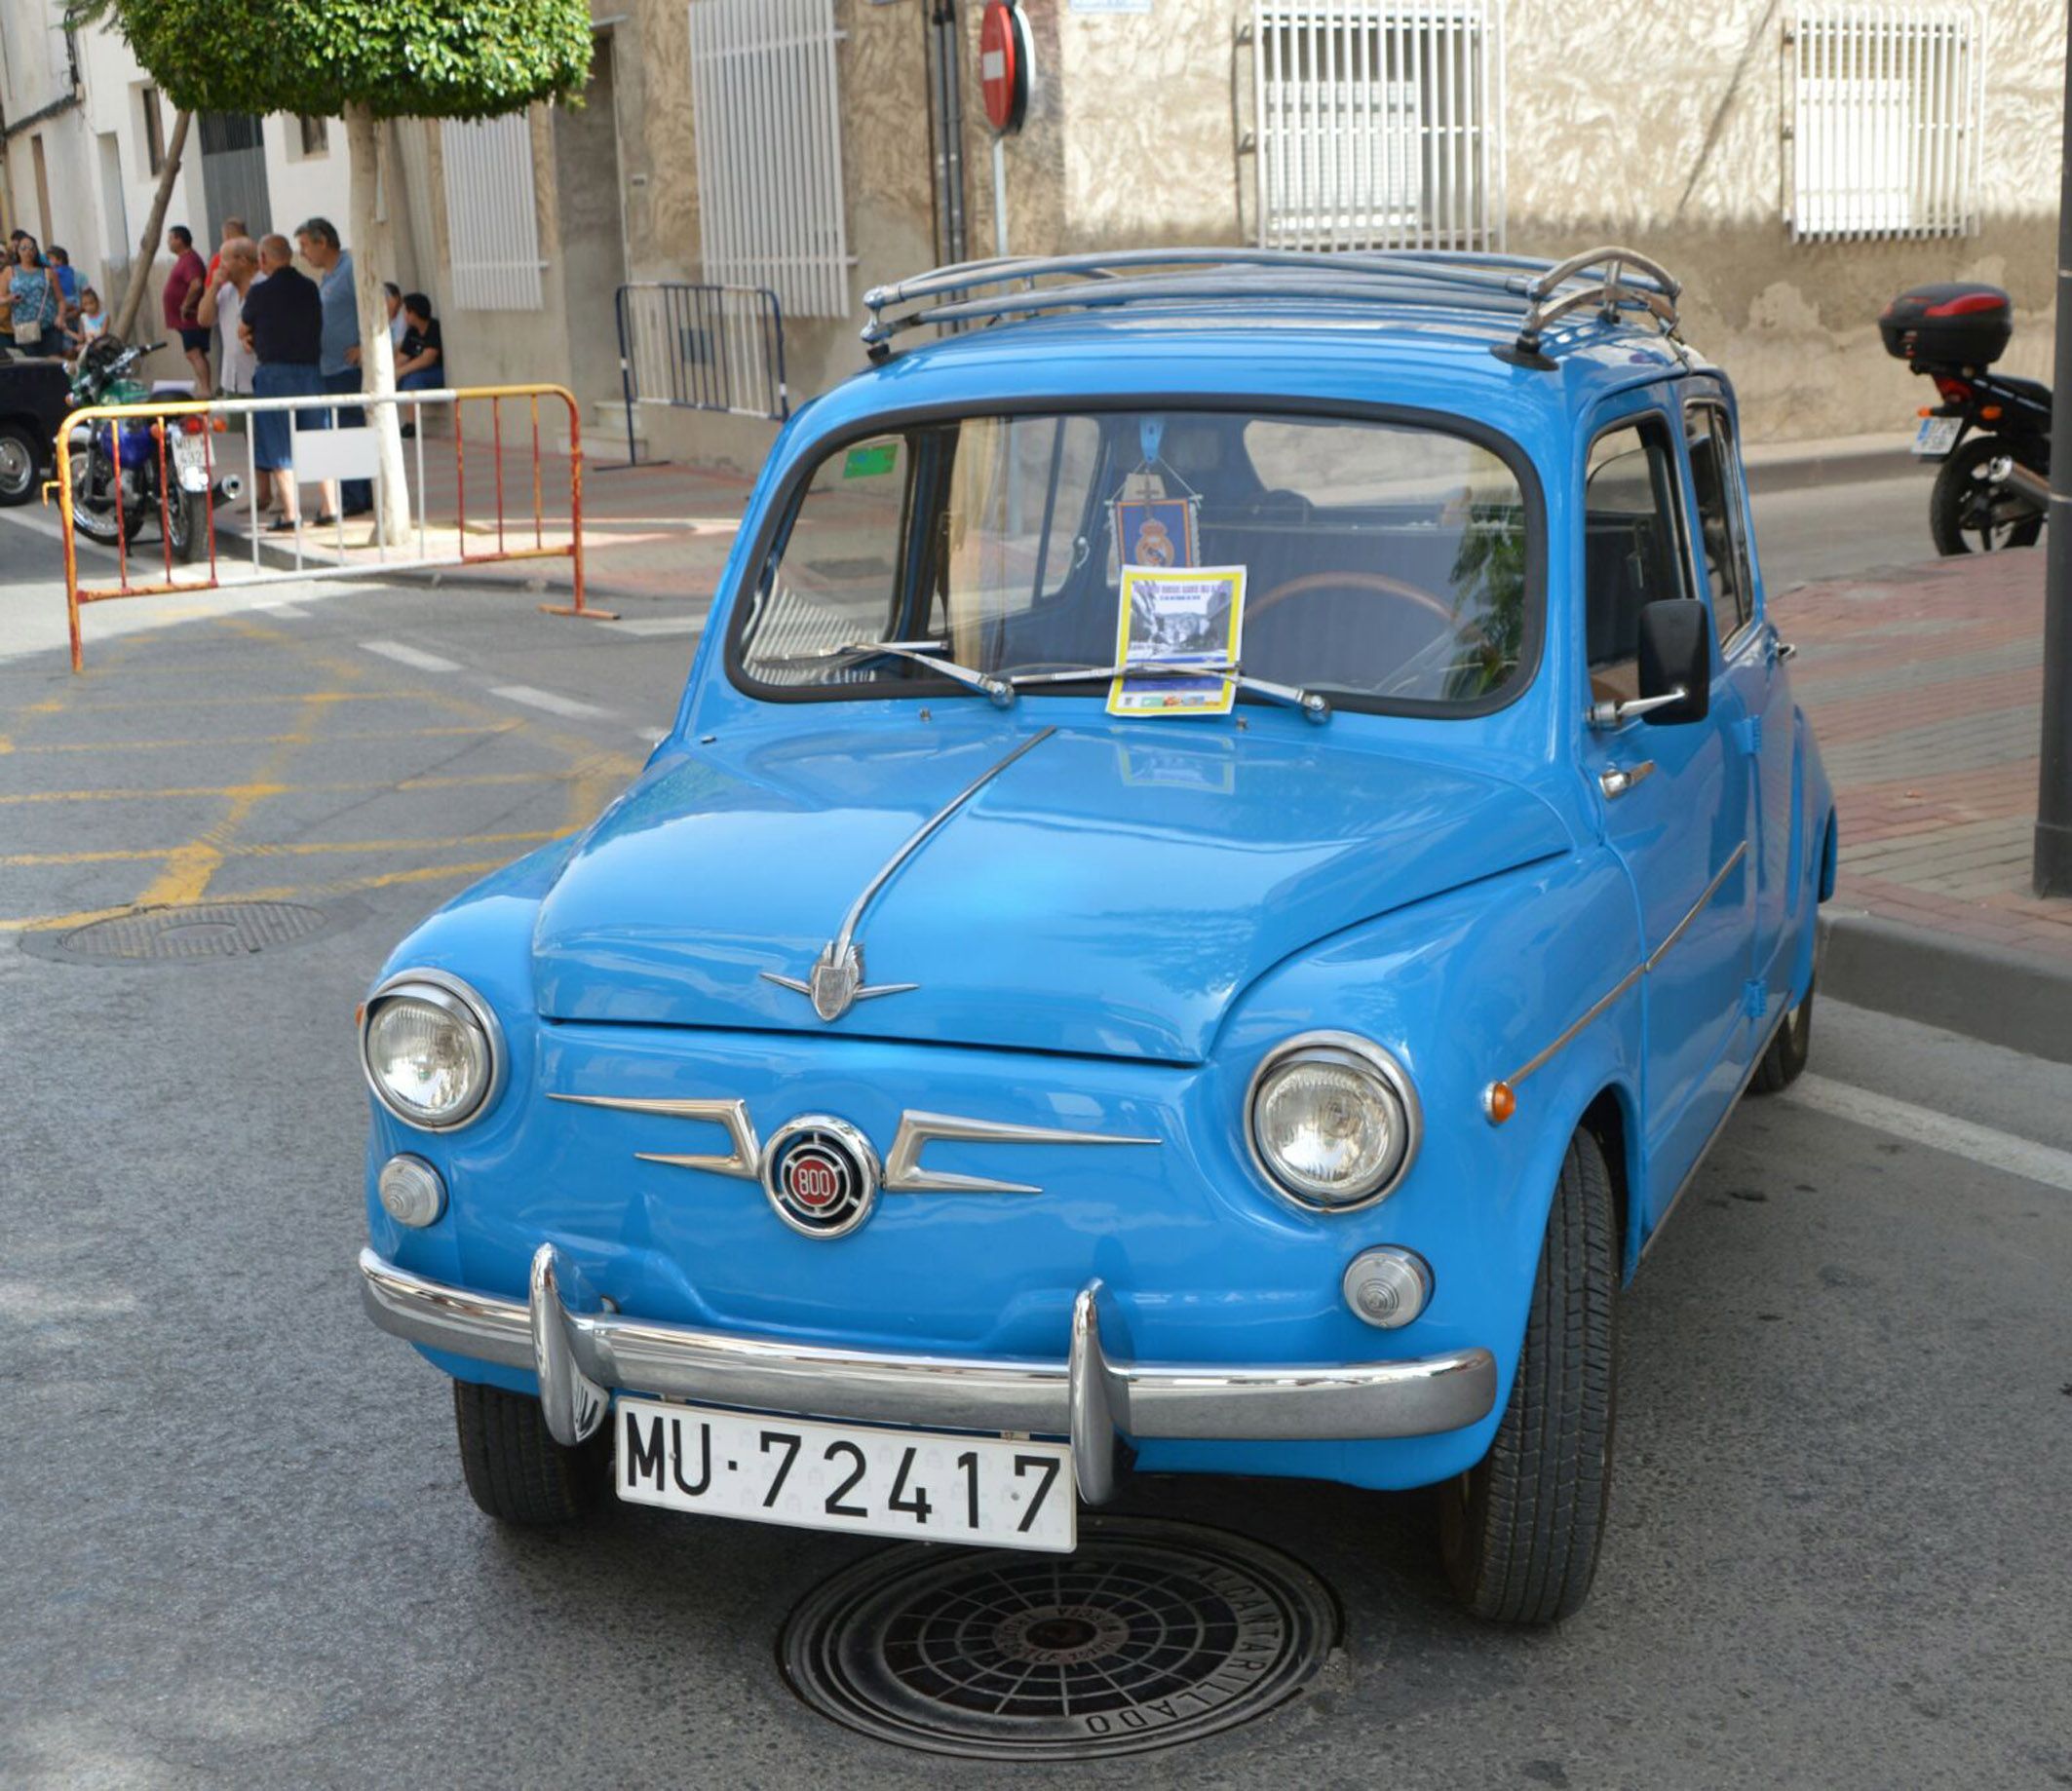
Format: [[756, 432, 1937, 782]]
[[1009, 661, 1332, 724], [764, 639, 1017, 708]]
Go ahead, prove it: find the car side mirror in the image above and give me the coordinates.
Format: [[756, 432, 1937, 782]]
[[1633, 598, 1710, 725]]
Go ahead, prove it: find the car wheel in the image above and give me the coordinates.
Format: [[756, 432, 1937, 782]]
[[453, 1379, 607, 1525], [1749, 975, 1815, 1094], [1439, 1126, 1616, 1624], [0, 421, 39, 507]]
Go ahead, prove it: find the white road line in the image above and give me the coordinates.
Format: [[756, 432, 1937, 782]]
[[260, 601, 310, 619], [1782, 1074, 2072, 1195], [604, 617, 705, 637], [491, 684, 616, 720], [360, 638, 461, 672]]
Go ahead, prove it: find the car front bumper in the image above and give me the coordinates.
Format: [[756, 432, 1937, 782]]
[[359, 1243, 1499, 1504]]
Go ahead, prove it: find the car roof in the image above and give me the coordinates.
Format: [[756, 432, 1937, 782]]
[[800, 301, 1703, 467]]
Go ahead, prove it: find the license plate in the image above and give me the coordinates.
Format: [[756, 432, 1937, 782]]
[[1913, 416, 1961, 458], [614, 1396, 1077, 1553], [171, 438, 211, 491]]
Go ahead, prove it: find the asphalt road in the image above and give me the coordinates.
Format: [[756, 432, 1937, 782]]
[[3, 482, 2065, 1789]]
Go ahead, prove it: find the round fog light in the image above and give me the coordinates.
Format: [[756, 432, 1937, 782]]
[[1342, 1246, 1431, 1329], [378, 1154, 446, 1228]]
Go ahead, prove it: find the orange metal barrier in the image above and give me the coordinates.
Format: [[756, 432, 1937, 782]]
[[48, 382, 612, 670]]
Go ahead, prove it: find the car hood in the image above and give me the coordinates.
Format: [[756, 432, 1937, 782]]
[[531, 717, 1571, 1063]]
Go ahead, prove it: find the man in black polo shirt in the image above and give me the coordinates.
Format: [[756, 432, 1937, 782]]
[[236, 234, 329, 529]]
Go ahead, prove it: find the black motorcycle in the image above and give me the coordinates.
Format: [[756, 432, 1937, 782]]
[[1881, 283, 2051, 555], [65, 334, 237, 562]]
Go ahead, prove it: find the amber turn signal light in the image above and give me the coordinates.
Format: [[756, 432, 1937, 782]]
[[1482, 1081, 1516, 1124]]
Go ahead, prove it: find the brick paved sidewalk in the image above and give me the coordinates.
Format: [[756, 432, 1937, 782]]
[[1775, 548, 2071, 970]]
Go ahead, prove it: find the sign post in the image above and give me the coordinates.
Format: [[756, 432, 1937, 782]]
[[978, 0, 1033, 257], [2037, 3, 2072, 896]]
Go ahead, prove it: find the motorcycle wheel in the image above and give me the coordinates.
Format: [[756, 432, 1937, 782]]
[[66, 448, 144, 546], [1930, 435, 2047, 555], [167, 487, 211, 564]]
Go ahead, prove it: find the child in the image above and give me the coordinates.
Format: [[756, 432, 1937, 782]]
[[69, 286, 108, 363]]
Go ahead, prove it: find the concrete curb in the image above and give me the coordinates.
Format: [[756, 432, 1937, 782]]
[[1744, 440, 1915, 495], [1819, 910, 2072, 1065]]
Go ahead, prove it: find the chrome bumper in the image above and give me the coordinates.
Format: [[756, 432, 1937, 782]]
[[359, 1243, 1498, 1505]]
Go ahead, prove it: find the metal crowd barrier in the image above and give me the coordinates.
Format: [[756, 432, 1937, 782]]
[[48, 383, 610, 671], [614, 282, 788, 466]]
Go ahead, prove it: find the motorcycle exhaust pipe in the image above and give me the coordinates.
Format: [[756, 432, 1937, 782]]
[[1986, 454, 2051, 512], [213, 473, 244, 505]]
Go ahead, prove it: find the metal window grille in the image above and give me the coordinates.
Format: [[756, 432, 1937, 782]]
[[440, 110, 545, 311], [688, 0, 852, 319], [1788, 6, 1984, 241], [1251, 1, 1505, 252]]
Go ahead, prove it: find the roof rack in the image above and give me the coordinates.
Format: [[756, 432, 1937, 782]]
[[859, 246, 1683, 371]]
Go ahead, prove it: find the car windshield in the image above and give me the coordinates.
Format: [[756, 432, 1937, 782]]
[[734, 408, 1534, 712]]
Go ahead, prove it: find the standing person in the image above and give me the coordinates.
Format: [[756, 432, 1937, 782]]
[[198, 236, 260, 396], [294, 216, 370, 517], [6, 235, 61, 354], [236, 234, 328, 531], [163, 225, 211, 395], [71, 286, 109, 362], [208, 217, 246, 286]]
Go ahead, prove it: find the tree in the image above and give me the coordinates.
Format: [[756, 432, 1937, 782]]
[[63, 3, 189, 345], [83, 0, 591, 544]]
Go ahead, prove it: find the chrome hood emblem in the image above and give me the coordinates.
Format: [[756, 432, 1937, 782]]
[[761, 727, 1055, 1022]]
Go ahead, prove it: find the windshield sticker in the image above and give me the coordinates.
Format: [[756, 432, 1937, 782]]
[[1108, 564, 1247, 718], [841, 440, 901, 479]]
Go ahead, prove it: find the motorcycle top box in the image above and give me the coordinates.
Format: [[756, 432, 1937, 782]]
[[1879, 283, 2013, 369]]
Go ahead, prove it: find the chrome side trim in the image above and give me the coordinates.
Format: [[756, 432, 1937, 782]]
[[359, 1245, 1501, 1476], [883, 1110, 1160, 1196], [547, 1092, 760, 1179], [1498, 840, 1749, 1093], [761, 726, 1057, 1021]]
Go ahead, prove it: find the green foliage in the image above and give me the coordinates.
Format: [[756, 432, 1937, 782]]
[[90, 0, 592, 121]]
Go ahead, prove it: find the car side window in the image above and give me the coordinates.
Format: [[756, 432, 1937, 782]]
[[1684, 402, 1754, 643], [1583, 415, 1687, 705]]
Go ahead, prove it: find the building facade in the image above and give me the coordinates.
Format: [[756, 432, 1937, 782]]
[[5, 0, 2061, 461]]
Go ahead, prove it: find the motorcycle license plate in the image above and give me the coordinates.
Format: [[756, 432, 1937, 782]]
[[1913, 417, 1962, 459], [171, 435, 212, 492]]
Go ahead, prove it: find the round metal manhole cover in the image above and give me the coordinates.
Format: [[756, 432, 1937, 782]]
[[780, 1517, 1338, 1760], [40, 900, 333, 964]]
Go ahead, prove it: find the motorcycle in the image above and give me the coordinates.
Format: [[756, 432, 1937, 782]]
[[1880, 283, 2051, 555], [65, 335, 236, 563]]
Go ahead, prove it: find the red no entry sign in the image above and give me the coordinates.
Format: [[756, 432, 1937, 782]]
[[978, 0, 1032, 135]]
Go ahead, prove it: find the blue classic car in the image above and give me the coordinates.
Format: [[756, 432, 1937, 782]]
[[358, 248, 1834, 1624]]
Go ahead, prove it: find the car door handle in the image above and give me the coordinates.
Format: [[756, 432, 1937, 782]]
[[1768, 635, 1796, 665], [1599, 761, 1657, 799]]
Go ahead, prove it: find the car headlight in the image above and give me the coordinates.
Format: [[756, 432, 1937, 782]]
[[1247, 1032, 1420, 1211], [360, 971, 503, 1131]]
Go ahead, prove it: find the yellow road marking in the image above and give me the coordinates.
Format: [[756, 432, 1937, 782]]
[[60, 690, 445, 712], [7, 721, 520, 755], [0, 859, 519, 932], [0, 770, 599, 805], [0, 829, 566, 868]]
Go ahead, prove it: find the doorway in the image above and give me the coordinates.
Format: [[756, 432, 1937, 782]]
[[198, 112, 271, 240], [553, 28, 630, 408]]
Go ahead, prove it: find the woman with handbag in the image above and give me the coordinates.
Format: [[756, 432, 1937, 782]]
[[7, 237, 62, 355]]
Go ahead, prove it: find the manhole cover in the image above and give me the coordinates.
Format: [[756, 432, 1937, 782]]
[[781, 1517, 1338, 1760], [41, 900, 333, 963]]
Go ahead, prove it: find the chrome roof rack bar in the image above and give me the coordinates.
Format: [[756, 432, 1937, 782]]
[[859, 245, 1684, 368]]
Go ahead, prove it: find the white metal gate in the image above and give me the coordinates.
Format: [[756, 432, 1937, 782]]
[[687, 0, 852, 319]]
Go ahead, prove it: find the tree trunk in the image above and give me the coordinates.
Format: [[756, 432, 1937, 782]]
[[345, 102, 410, 546], [113, 108, 191, 346]]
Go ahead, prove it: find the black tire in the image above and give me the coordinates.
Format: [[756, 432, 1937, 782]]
[[168, 488, 211, 563], [1930, 435, 2046, 555], [1749, 974, 1815, 1094], [67, 448, 143, 545], [1439, 1127, 1617, 1624], [0, 420, 39, 507], [453, 1379, 607, 1525]]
